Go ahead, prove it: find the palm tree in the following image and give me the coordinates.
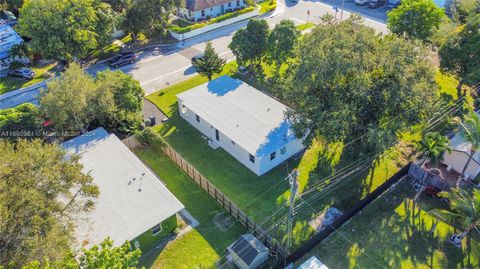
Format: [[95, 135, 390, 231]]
[[440, 188, 480, 247], [453, 111, 480, 177], [415, 132, 451, 167]]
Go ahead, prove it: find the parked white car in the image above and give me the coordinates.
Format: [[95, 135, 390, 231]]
[[355, 0, 369, 5]]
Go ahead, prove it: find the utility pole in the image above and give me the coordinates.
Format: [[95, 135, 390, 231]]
[[340, 0, 345, 20], [285, 169, 299, 254]]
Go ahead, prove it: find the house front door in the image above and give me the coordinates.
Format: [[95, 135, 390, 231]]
[[221, 5, 225, 14]]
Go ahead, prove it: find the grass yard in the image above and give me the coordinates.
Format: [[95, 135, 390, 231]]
[[135, 147, 245, 269], [302, 180, 480, 269], [0, 63, 55, 95]]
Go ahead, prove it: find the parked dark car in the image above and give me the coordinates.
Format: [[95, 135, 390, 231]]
[[368, 0, 385, 8], [191, 53, 204, 65], [386, 0, 400, 8], [8, 67, 36, 80], [108, 52, 137, 68]]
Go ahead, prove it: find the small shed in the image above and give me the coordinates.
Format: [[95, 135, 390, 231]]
[[297, 256, 329, 269], [227, 234, 269, 269]]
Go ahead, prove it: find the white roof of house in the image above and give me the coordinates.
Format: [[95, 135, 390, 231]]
[[449, 113, 480, 164], [61, 128, 184, 249], [297, 256, 329, 269], [176, 76, 299, 157]]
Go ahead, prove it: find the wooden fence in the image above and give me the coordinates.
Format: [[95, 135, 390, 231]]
[[162, 144, 287, 259], [408, 163, 455, 191]]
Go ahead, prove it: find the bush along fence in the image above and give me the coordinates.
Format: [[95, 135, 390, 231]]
[[162, 143, 288, 259], [277, 163, 412, 268]]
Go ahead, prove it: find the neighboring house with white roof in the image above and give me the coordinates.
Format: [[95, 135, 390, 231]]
[[0, 19, 23, 77], [297, 256, 329, 269], [176, 75, 305, 176], [442, 131, 480, 179], [178, 0, 247, 22], [61, 127, 185, 250]]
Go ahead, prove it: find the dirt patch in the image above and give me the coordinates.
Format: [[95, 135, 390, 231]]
[[212, 212, 235, 232]]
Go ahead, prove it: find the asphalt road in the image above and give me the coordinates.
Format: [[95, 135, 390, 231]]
[[0, 0, 389, 109]]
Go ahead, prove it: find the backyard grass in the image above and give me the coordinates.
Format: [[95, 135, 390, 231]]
[[135, 147, 244, 269], [0, 63, 55, 95], [302, 180, 480, 269], [134, 215, 178, 252]]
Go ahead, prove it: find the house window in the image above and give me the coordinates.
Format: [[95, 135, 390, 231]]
[[280, 146, 287, 155], [201, 10, 205, 16], [228, 2, 232, 7], [249, 154, 255, 163], [215, 129, 220, 141], [181, 104, 187, 114], [270, 151, 276, 160], [236, 0, 240, 5], [196, 114, 200, 122], [231, 140, 235, 145], [151, 224, 162, 235], [210, 8, 213, 11]]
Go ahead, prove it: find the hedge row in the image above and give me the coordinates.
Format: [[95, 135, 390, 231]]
[[264, 3, 276, 13], [170, 6, 256, 34]]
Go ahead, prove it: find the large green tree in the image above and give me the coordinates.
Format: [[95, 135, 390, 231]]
[[40, 64, 110, 134], [0, 140, 99, 268], [23, 238, 142, 269], [0, 103, 43, 141], [193, 42, 226, 81], [451, 0, 480, 23], [281, 17, 437, 153], [40, 64, 144, 135], [17, 0, 114, 61], [96, 70, 145, 132], [387, 0, 445, 42], [267, 20, 299, 68], [439, 15, 480, 96], [229, 19, 270, 67], [122, 0, 184, 38]]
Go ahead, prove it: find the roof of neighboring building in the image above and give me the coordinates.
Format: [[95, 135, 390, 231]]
[[185, 0, 237, 12], [176, 76, 300, 157], [297, 256, 329, 269], [61, 128, 184, 249], [0, 19, 22, 58], [229, 234, 269, 265], [449, 113, 480, 164]]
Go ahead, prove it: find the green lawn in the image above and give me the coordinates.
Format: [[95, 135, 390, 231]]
[[0, 63, 55, 95], [89, 33, 148, 59], [134, 215, 178, 252], [302, 180, 480, 269], [135, 147, 245, 269]]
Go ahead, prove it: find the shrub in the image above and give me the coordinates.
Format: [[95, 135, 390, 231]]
[[136, 127, 164, 149], [170, 6, 256, 34]]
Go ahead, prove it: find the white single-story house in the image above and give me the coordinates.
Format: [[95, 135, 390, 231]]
[[442, 131, 480, 179], [297, 256, 329, 269], [176, 76, 305, 176], [227, 234, 269, 269], [61, 127, 185, 250], [178, 0, 247, 22]]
